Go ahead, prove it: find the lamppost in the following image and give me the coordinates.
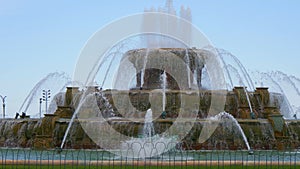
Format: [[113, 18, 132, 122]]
[[0, 95, 7, 119], [42, 90, 51, 114], [39, 98, 42, 118]]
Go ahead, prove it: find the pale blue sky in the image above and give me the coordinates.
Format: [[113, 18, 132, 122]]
[[0, 0, 300, 117]]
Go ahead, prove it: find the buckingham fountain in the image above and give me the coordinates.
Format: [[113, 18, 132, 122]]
[[0, 1, 299, 160], [0, 47, 299, 154]]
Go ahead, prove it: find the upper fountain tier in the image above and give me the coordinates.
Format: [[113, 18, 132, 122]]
[[124, 48, 209, 90]]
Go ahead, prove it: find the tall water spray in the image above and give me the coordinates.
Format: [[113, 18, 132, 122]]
[[250, 71, 296, 118], [217, 49, 255, 91], [60, 92, 114, 149], [161, 70, 167, 112], [212, 48, 255, 114], [59, 95, 91, 149], [19, 72, 70, 117], [143, 0, 192, 48], [211, 112, 251, 151], [141, 49, 149, 88], [243, 87, 253, 114], [122, 108, 176, 158], [185, 49, 191, 89], [143, 109, 155, 138]]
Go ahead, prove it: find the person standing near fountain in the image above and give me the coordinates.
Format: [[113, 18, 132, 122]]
[[14, 112, 19, 119]]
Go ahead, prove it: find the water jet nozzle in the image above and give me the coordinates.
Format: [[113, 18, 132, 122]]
[[161, 111, 167, 119], [56, 147, 63, 154], [250, 112, 256, 119]]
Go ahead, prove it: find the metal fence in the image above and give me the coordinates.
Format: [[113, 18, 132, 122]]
[[0, 146, 299, 169]]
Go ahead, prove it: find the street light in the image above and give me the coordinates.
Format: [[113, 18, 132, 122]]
[[42, 90, 51, 114], [0, 95, 7, 118]]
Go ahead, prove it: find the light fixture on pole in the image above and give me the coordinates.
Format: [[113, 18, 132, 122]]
[[42, 90, 51, 114], [0, 95, 7, 119]]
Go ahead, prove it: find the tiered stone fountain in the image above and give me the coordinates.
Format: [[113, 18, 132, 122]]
[[0, 48, 299, 150]]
